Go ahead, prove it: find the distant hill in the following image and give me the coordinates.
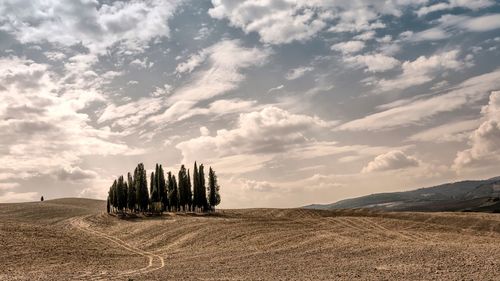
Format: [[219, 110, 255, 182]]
[[305, 177, 500, 212]]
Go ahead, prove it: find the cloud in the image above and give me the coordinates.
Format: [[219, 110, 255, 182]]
[[44, 51, 67, 61], [175, 51, 209, 74], [454, 91, 500, 170], [0, 191, 39, 203], [457, 14, 500, 32], [208, 0, 328, 44], [267, 85, 284, 93], [0, 56, 140, 177], [331, 40, 365, 54], [353, 31, 376, 41], [130, 58, 153, 69], [101, 39, 270, 131], [285, 67, 314, 80], [0, 182, 19, 191], [0, 0, 181, 55], [152, 84, 173, 97], [240, 178, 277, 192], [168, 40, 271, 103], [208, 0, 426, 44], [375, 49, 470, 92], [175, 106, 331, 163], [362, 150, 419, 173], [417, 1, 495, 17], [408, 27, 450, 41], [339, 69, 500, 131], [344, 53, 400, 73], [56, 167, 99, 181], [408, 119, 479, 143]]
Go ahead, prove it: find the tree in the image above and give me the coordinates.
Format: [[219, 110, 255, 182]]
[[135, 163, 149, 212], [187, 169, 192, 211], [106, 197, 111, 214], [198, 164, 208, 211], [127, 172, 136, 212], [116, 175, 127, 213], [157, 165, 168, 212], [123, 180, 128, 211], [40, 196, 44, 202], [110, 179, 117, 212], [168, 173, 179, 212], [208, 167, 221, 212], [193, 162, 200, 211], [178, 165, 189, 211], [159, 165, 169, 212], [150, 171, 157, 202]]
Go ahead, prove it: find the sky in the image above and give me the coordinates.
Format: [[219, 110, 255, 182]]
[[0, 0, 500, 208]]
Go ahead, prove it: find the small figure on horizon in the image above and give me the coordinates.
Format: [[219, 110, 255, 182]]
[[40, 196, 44, 202]]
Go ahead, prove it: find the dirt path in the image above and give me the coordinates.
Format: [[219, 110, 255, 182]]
[[69, 216, 165, 280]]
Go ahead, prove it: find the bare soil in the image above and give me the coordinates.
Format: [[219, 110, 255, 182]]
[[1, 198, 500, 280]]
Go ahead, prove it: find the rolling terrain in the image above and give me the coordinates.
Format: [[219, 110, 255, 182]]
[[306, 177, 500, 212], [1, 198, 500, 280]]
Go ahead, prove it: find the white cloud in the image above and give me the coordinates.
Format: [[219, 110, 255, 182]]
[[98, 97, 163, 128], [285, 67, 314, 80], [339, 69, 500, 131], [417, 0, 495, 17], [56, 167, 98, 181], [0, 56, 140, 176], [208, 0, 426, 44], [267, 85, 284, 93], [176, 106, 331, 164], [454, 91, 500, 170], [240, 178, 277, 192], [376, 50, 469, 92], [130, 58, 151, 69], [331, 40, 365, 54], [175, 51, 209, 74], [362, 150, 419, 173], [142, 40, 271, 128], [408, 119, 479, 143], [0, 191, 39, 203], [200, 126, 210, 136], [168, 39, 271, 103], [0, 0, 180, 55], [354, 31, 376, 41], [0, 182, 19, 191], [44, 51, 66, 61], [344, 53, 400, 73], [409, 27, 450, 41], [209, 0, 328, 44], [458, 14, 500, 32], [152, 84, 173, 97]]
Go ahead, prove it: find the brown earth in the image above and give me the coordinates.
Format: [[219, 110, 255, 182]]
[[1, 198, 500, 280]]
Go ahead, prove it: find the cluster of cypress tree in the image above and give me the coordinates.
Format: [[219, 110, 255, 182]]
[[107, 162, 220, 215]]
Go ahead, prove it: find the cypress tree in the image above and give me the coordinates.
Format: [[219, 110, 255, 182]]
[[117, 175, 127, 213], [158, 165, 168, 212], [167, 172, 173, 211], [208, 167, 221, 212], [123, 181, 128, 211], [193, 162, 199, 211], [106, 197, 111, 214], [109, 181, 117, 212], [112, 179, 118, 211], [187, 167, 193, 211], [150, 171, 157, 202], [168, 174, 179, 211], [178, 165, 188, 211], [135, 163, 149, 212], [127, 172, 136, 212], [198, 164, 207, 211]]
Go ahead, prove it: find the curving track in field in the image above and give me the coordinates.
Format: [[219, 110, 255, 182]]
[[69, 216, 165, 281]]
